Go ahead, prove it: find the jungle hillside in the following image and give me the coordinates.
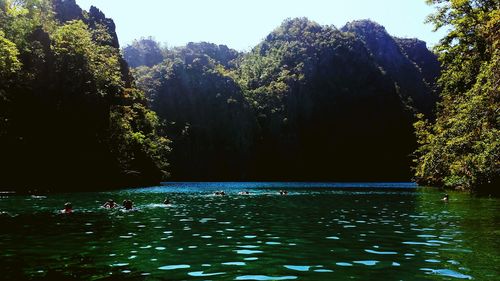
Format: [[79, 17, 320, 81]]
[[0, 0, 498, 194]]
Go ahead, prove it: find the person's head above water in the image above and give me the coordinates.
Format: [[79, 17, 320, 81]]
[[63, 202, 72, 213], [442, 194, 449, 202], [123, 199, 133, 210], [103, 199, 116, 208]]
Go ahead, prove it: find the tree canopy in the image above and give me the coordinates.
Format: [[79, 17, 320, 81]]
[[414, 0, 499, 193], [122, 37, 164, 68], [0, 0, 170, 191]]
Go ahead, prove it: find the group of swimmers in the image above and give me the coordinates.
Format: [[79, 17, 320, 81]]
[[61, 197, 172, 214], [216, 190, 288, 196], [61, 191, 448, 213], [102, 199, 135, 210]]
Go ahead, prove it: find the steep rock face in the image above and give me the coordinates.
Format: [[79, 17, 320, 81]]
[[87, 6, 120, 48], [52, 0, 133, 86], [239, 18, 415, 180], [342, 20, 438, 117], [395, 38, 440, 88], [52, 0, 82, 23], [53, 0, 120, 48], [127, 18, 440, 181], [134, 53, 258, 180]]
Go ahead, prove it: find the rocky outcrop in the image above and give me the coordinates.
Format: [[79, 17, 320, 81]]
[[395, 38, 440, 88], [342, 20, 438, 117], [134, 53, 258, 180], [52, 0, 83, 23], [87, 6, 120, 48], [128, 18, 440, 181]]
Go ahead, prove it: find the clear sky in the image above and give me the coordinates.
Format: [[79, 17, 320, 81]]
[[74, 0, 446, 51]]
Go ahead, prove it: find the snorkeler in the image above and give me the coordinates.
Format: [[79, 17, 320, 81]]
[[62, 202, 73, 214], [102, 199, 117, 209], [122, 199, 134, 210]]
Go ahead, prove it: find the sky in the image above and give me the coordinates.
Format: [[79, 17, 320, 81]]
[[74, 0, 446, 51]]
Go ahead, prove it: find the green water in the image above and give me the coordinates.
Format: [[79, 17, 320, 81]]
[[0, 183, 498, 281]]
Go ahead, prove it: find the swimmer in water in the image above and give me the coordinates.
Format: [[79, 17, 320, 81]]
[[102, 199, 117, 209], [442, 194, 449, 202], [163, 198, 171, 205], [122, 199, 134, 210], [214, 191, 225, 196], [62, 202, 73, 214]]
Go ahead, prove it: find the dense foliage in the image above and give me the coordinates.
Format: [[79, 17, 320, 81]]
[[129, 18, 439, 181], [414, 0, 499, 193], [0, 0, 170, 191], [2, 0, 461, 188], [133, 46, 257, 180], [122, 37, 164, 68]]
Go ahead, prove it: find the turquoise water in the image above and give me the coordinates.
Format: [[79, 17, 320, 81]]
[[0, 182, 498, 280]]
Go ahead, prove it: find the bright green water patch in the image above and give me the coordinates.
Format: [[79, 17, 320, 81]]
[[0, 183, 498, 280]]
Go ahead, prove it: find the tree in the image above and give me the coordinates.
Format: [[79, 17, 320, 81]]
[[122, 37, 164, 68], [414, 0, 499, 192], [0, 30, 21, 79], [0, 0, 171, 191]]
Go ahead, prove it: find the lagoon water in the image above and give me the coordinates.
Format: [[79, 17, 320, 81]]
[[0, 182, 498, 280]]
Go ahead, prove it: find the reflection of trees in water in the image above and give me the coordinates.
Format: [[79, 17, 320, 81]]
[[414, 189, 499, 279]]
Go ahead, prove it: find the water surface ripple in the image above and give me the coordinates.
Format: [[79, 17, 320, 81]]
[[0, 182, 498, 280]]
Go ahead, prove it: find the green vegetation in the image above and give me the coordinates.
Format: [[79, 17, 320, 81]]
[[5, 0, 495, 192], [127, 18, 439, 181], [0, 0, 170, 191], [132, 43, 256, 180], [122, 37, 164, 68], [414, 0, 499, 193]]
